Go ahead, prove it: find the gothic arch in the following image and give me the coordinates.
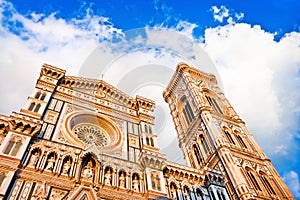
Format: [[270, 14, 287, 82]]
[[60, 155, 73, 175], [258, 171, 277, 195], [178, 95, 195, 128], [244, 167, 262, 191], [233, 131, 248, 149]]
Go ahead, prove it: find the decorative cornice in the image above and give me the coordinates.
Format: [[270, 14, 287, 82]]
[[8, 112, 43, 136], [40, 63, 66, 80]]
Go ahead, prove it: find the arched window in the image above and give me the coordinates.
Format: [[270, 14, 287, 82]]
[[35, 92, 41, 99], [28, 102, 35, 111], [179, 96, 195, 126], [149, 125, 152, 133], [34, 104, 41, 113], [192, 144, 203, 166], [156, 175, 161, 191], [199, 135, 210, 155], [35, 91, 46, 100], [3, 137, 22, 156], [40, 93, 46, 100], [235, 134, 247, 148], [151, 173, 156, 189], [223, 129, 235, 145], [146, 137, 150, 145], [245, 167, 261, 191], [259, 172, 276, 195], [28, 102, 41, 113], [10, 139, 22, 156], [205, 95, 223, 114], [150, 138, 154, 147], [0, 172, 5, 187]]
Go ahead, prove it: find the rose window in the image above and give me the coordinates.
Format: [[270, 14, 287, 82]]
[[63, 112, 122, 151], [72, 124, 110, 147]]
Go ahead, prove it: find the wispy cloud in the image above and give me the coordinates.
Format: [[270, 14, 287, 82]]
[[211, 5, 244, 24], [283, 171, 300, 198]]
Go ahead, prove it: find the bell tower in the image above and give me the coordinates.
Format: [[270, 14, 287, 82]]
[[163, 63, 294, 200]]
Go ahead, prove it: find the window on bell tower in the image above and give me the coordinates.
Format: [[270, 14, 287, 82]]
[[245, 167, 262, 191], [234, 133, 248, 149], [205, 95, 223, 114], [223, 129, 235, 145], [179, 96, 195, 127], [259, 171, 276, 195]]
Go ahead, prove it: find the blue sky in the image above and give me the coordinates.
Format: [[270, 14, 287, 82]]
[[0, 0, 300, 197]]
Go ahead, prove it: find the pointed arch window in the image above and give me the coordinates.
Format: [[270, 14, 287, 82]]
[[223, 129, 235, 145], [259, 172, 276, 195], [35, 92, 41, 99], [28, 102, 35, 111], [200, 135, 210, 155], [150, 138, 154, 147], [179, 96, 195, 126], [205, 95, 223, 114], [34, 103, 41, 113], [0, 172, 5, 187], [40, 93, 46, 101], [35, 91, 46, 100], [245, 168, 262, 191], [28, 102, 41, 113], [3, 137, 22, 156], [156, 174, 161, 191], [235, 134, 247, 149], [192, 144, 203, 166]]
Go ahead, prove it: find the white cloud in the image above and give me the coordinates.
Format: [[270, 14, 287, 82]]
[[283, 171, 300, 198], [204, 23, 300, 157], [211, 5, 229, 23], [211, 5, 244, 24], [0, 0, 122, 115]]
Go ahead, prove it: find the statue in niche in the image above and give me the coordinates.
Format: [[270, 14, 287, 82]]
[[62, 160, 72, 175], [132, 176, 139, 192], [119, 172, 125, 188], [104, 170, 112, 186], [170, 186, 177, 198], [82, 160, 93, 179], [183, 187, 191, 200], [29, 151, 39, 167], [45, 156, 56, 171]]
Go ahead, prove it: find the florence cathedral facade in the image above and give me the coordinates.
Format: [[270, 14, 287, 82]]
[[0, 63, 294, 200]]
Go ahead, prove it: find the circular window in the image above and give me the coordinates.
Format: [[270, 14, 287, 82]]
[[72, 123, 110, 147], [63, 111, 122, 151]]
